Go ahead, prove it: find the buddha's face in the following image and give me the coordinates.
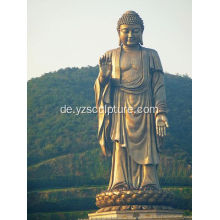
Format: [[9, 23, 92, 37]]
[[119, 24, 142, 46]]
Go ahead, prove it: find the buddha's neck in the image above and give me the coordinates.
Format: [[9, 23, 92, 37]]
[[122, 44, 141, 52]]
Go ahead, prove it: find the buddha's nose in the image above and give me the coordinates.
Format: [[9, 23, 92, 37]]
[[128, 31, 133, 37]]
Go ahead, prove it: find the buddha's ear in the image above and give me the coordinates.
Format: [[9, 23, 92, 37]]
[[118, 38, 122, 46], [140, 35, 143, 45], [118, 31, 121, 46]]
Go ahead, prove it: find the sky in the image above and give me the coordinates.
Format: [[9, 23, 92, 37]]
[[28, 0, 192, 80]]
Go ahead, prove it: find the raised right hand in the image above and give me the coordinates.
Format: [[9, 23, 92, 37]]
[[99, 54, 112, 81]]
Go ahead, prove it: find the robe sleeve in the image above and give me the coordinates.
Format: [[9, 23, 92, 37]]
[[150, 50, 168, 116], [94, 65, 112, 157]]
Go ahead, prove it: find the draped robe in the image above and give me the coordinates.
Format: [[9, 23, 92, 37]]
[[94, 46, 167, 190]]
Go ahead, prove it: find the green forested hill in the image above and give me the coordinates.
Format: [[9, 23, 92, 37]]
[[27, 66, 192, 190]]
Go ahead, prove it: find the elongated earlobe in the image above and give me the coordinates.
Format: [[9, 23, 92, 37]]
[[140, 35, 143, 45], [119, 39, 122, 46]]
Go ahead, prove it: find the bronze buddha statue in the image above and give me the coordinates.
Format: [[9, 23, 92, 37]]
[[94, 10, 169, 192]]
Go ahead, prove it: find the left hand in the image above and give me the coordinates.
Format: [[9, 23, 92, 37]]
[[156, 113, 169, 137]]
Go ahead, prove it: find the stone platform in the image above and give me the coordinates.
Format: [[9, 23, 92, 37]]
[[88, 209, 191, 219]]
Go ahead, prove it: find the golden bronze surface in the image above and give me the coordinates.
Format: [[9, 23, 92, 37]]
[[94, 10, 169, 196]]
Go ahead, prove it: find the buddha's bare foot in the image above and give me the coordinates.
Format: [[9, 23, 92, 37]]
[[111, 184, 129, 191], [140, 184, 158, 191]]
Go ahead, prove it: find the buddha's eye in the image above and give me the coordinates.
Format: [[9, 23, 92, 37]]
[[133, 28, 140, 33], [121, 29, 129, 33]]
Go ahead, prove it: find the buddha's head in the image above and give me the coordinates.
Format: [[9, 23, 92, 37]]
[[117, 11, 144, 47]]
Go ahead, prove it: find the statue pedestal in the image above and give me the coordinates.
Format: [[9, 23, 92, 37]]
[[91, 189, 192, 219], [88, 209, 189, 219]]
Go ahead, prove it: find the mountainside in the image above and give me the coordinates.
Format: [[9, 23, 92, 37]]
[[27, 66, 192, 190]]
